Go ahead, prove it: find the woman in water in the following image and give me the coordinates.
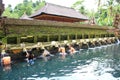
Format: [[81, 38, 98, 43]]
[[58, 46, 67, 59]]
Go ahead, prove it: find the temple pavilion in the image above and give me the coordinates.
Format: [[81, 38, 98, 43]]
[[29, 3, 88, 22]]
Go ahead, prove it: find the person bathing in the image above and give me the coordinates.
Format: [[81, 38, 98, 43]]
[[68, 45, 76, 55], [58, 46, 67, 59], [1, 50, 11, 71]]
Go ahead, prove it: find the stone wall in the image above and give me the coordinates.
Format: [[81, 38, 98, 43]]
[[0, 18, 115, 44]]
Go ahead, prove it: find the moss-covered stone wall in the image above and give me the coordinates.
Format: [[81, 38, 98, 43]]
[[0, 18, 115, 44], [6, 25, 108, 36]]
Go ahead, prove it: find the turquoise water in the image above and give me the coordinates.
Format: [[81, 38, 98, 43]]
[[1, 44, 120, 80]]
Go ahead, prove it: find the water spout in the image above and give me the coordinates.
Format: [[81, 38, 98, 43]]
[[116, 37, 120, 44]]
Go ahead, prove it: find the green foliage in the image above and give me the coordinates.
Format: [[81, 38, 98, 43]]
[[72, 0, 120, 26], [2, 37, 7, 44], [2, 0, 45, 18], [95, 7, 114, 26], [34, 0, 45, 11], [0, 30, 5, 37], [72, 0, 87, 15], [95, 0, 119, 26], [2, 4, 19, 18]]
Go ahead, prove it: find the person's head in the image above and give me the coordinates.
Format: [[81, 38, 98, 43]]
[[69, 45, 72, 48]]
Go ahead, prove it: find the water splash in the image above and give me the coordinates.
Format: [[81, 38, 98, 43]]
[[117, 38, 120, 44]]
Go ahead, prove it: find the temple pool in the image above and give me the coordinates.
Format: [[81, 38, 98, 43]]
[[1, 44, 120, 80]]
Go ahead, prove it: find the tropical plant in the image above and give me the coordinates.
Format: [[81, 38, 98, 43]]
[[96, 0, 120, 26], [2, 0, 45, 18], [72, 0, 87, 15]]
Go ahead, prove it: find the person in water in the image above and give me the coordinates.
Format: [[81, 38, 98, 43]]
[[68, 45, 76, 55], [1, 51, 11, 71], [41, 48, 53, 61], [58, 46, 67, 59], [26, 50, 34, 65]]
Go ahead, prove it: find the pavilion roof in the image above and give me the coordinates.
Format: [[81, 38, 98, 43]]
[[30, 3, 88, 20]]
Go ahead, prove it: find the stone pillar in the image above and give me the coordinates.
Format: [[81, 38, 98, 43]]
[[34, 36, 37, 43], [67, 35, 70, 40], [17, 37, 20, 44], [75, 33, 77, 40], [58, 35, 61, 41], [47, 34, 50, 42], [82, 34, 84, 39]]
